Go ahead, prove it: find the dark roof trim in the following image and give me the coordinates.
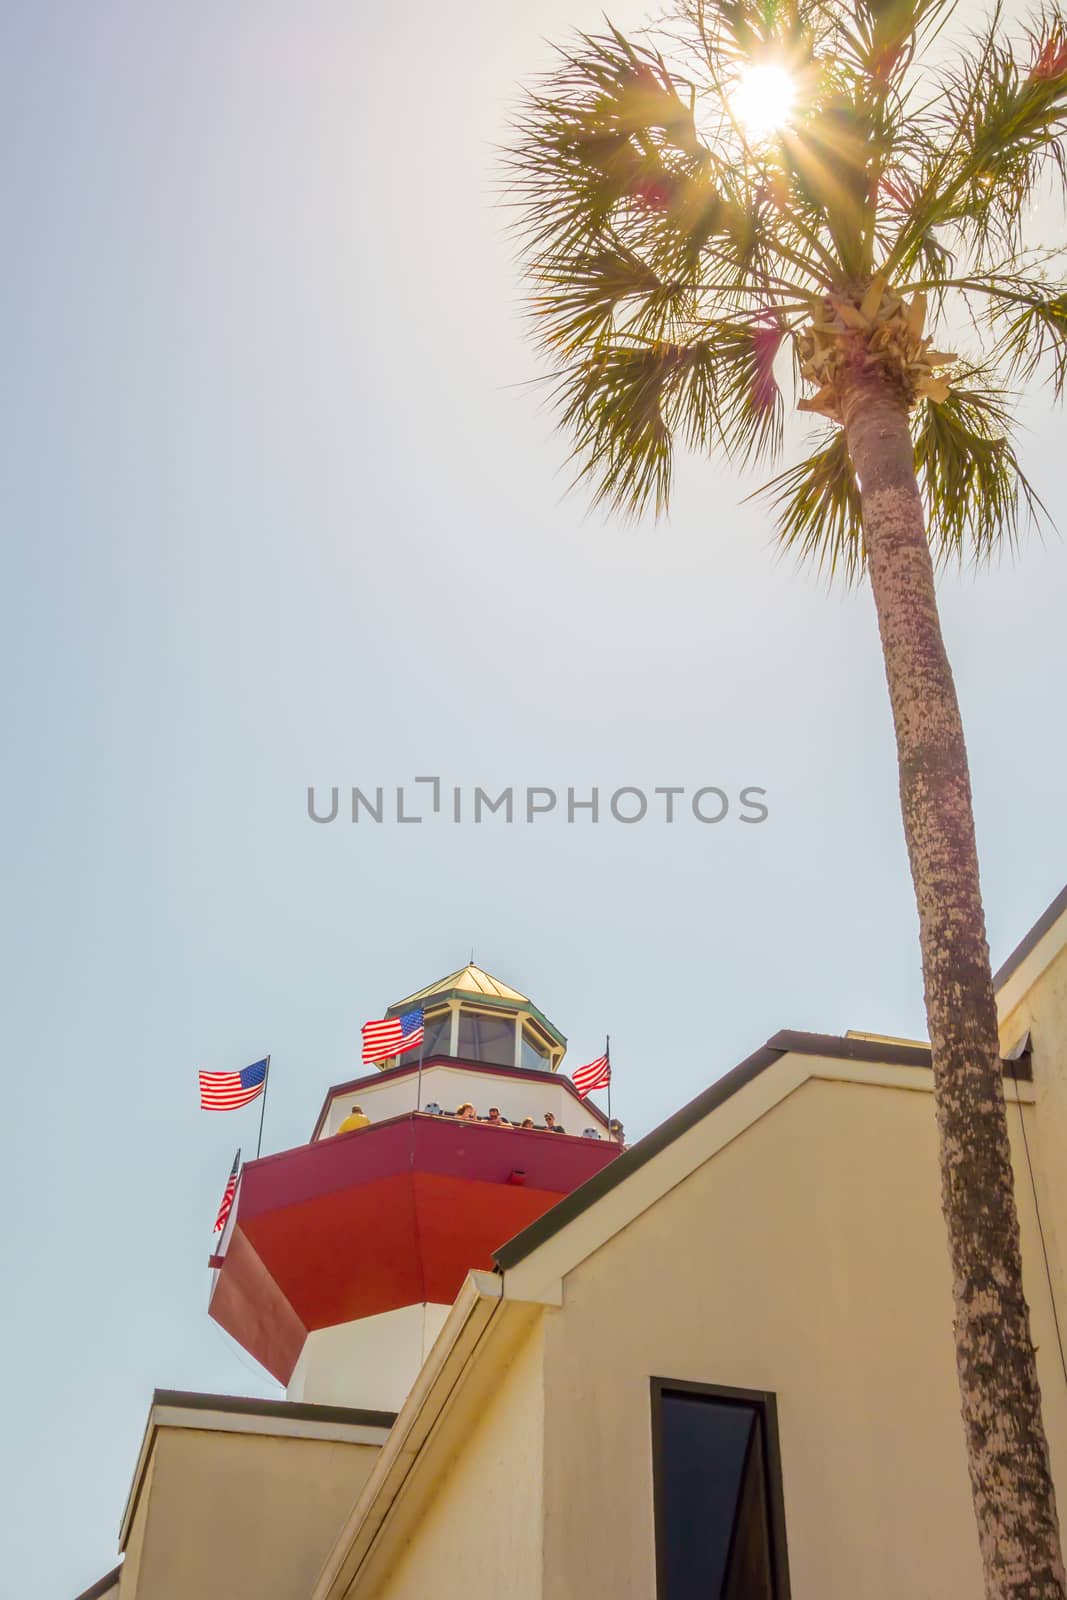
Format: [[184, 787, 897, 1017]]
[[311, 1056, 611, 1140], [994, 883, 1067, 992], [493, 1027, 1031, 1271], [766, 1028, 932, 1068], [494, 1043, 783, 1270], [766, 1026, 1028, 1081], [152, 1389, 396, 1431], [73, 1567, 122, 1600]]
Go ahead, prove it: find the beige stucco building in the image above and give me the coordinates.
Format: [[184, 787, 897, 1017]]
[[76, 892, 1067, 1600]]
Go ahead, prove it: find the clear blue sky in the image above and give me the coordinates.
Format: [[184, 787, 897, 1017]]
[[2, 3, 1065, 1595]]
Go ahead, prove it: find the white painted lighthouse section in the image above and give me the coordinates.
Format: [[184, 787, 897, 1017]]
[[318, 1065, 607, 1141], [287, 1303, 452, 1412]]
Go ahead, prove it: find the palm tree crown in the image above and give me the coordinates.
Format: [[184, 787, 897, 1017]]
[[509, 0, 1067, 576]]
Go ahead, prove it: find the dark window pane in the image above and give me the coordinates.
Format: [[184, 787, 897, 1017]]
[[657, 1391, 776, 1599], [723, 1419, 774, 1600], [457, 1011, 515, 1066], [396, 1011, 450, 1066], [423, 1011, 452, 1056]]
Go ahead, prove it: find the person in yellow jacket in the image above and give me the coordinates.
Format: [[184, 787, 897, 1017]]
[[336, 1104, 371, 1135]]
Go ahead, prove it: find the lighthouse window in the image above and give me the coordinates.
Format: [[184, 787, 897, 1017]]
[[457, 1009, 516, 1066], [397, 1009, 450, 1065], [521, 1025, 552, 1072]]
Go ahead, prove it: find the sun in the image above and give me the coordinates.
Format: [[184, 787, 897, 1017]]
[[733, 63, 796, 140]]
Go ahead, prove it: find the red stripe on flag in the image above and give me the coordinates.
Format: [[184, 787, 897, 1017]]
[[361, 1014, 424, 1065], [213, 1151, 241, 1233], [199, 1072, 265, 1111], [214, 1175, 238, 1233], [361, 1019, 404, 1063], [572, 1053, 611, 1098]]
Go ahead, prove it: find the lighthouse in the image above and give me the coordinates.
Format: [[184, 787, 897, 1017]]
[[208, 964, 620, 1413]]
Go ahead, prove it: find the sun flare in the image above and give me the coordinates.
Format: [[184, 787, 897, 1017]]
[[733, 63, 796, 140]]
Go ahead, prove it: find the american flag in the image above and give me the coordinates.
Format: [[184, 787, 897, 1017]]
[[362, 1007, 424, 1064], [213, 1149, 240, 1233], [199, 1057, 268, 1111], [572, 1051, 611, 1098]]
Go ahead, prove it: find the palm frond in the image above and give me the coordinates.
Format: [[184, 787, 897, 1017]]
[[990, 286, 1067, 397], [554, 317, 787, 516], [508, 20, 845, 296], [555, 340, 713, 516], [709, 316, 787, 463], [758, 429, 865, 579], [531, 238, 692, 353], [842, 0, 955, 85], [912, 369, 1046, 564], [780, 71, 881, 276], [509, 28, 748, 269], [888, 6, 1067, 271]]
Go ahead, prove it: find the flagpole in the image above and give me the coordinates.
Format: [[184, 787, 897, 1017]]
[[416, 1030, 425, 1113], [256, 1055, 271, 1160], [231, 1147, 241, 1241], [606, 1033, 612, 1140]]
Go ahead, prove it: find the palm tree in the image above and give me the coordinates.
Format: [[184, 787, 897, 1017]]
[[509, 1, 1067, 1594]]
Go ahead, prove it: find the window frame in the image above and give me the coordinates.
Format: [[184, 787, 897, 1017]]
[[520, 1020, 555, 1072], [456, 1006, 519, 1067], [649, 1377, 791, 1600]]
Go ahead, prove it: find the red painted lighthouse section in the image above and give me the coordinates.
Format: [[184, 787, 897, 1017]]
[[209, 1112, 619, 1383]]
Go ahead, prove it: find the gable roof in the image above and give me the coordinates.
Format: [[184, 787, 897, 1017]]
[[493, 1028, 1026, 1273]]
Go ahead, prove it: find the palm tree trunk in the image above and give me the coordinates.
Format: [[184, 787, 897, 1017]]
[[839, 365, 1066, 1599]]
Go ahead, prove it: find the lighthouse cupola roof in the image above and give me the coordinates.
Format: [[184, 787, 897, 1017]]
[[384, 962, 567, 1073], [391, 962, 529, 1008]]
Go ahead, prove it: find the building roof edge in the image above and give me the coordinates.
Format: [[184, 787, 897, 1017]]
[[493, 1025, 1027, 1275], [151, 1389, 396, 1431], [72, 1566, 122, 1600], [494, 1041, 784, 1271], [994, 882, 1067, 994]]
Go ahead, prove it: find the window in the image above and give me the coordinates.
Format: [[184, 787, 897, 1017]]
[[651, 1380, 790, 1600], [396, 1009, 450, 1066], [457, 1009, 516, 1066], [521, 1023, 553, 1072]]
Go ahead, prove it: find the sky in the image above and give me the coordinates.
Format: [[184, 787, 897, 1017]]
[[2, 2, 1066, 1595]]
